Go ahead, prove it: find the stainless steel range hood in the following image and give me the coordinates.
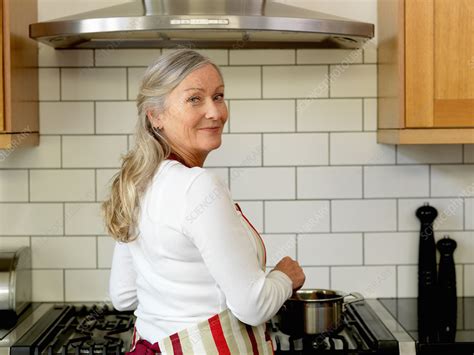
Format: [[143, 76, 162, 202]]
[[29, 0, 374, 49]]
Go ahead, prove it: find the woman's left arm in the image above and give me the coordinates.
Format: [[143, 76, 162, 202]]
[[109, 241, 138, 311]]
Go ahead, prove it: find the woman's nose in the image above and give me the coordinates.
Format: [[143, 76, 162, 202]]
[[205, 100, 225, 120]]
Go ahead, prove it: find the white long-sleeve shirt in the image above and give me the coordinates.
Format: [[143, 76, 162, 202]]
[[109, 159, 293, 343]]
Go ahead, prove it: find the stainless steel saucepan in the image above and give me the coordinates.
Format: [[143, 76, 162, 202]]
[[277, 288, 364, 336], [0, 247, 32, 315]]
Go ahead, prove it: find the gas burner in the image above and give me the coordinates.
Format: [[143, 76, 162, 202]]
[[269, 300, 399, 354], [11, 304, 135, 355]]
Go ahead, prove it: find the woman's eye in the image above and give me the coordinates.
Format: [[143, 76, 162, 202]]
[[214, 94, 225, 101], [187, 96, 201, 104]]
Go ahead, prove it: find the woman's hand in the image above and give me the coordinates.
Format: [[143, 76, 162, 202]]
[[272, 256, 305, 290]]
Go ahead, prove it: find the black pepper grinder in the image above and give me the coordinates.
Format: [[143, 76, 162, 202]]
[[437, 235, 457, 342], [416, 203, 438, 343]]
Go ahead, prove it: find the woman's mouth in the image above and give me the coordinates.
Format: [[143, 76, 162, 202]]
[[199, 127, 221, 133]]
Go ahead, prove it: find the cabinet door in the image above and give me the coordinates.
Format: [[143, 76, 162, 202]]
[[0, 0, 4, 133], [405, 0, 474, 128]]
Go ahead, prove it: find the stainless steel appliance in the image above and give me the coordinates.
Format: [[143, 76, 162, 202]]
[[0, 303, 135, 355], [0, 247, 32, 315], [29, 0, 374, 49], [377, 297, 474, 355], [3, 298, 472, 354], [269, 298, 399, 354]]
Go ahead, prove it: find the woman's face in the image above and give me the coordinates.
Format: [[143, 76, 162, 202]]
[[153, 63, 228, 164]]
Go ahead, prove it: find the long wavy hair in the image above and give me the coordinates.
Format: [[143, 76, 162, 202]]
[[102, 49, 222, 242]]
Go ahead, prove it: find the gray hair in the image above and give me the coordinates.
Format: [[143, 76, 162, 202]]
[[102, 49, 223, 242]]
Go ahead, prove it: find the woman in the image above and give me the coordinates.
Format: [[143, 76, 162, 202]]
[[102, 49, 305, 354]]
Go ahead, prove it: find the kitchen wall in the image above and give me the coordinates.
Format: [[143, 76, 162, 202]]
[[0, 0, 473, 302]]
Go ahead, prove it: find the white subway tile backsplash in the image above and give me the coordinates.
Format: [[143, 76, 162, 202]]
[[265, 201, 330, 233], [431, 165, 474, 197], [31, 170, 95, 202], [65, 270, 110, 302], [464, 145, 474, 163], [62, 68, 127, 100], [262, 234, 296, 267], [0, 203, 63, 235], [4, 39, 474, 302], [297, 49, 362, 64], [205, 134, 261, 167], [397, 265, 464, 297], [38, 45, 93, 67], [398, 198, 464, 231], [263, 66, 328, 98], [465, 265, 474, 296], [332, 200, 397, 232], [363, 98, 377, 131], [440, 231, 474, 263], [40, 102, 95, 134], [230, 167, 294, 200], [65, 203, 107, 235], [0, 170, 28, 201], [301, 267, 330, 289], [457, 264, 465, 297], [263, 133, 328, 166], [298, 167, 362, 199], [363, 46, 377, 64], [230, 100, 295, 133], [230, 50, 295, 65], [297, 99, 362, 132], [97, 169, 119, 202], [96, 102, 137, 134], [234, 201, 263, 232], [220, 67, 261, 99], [330, 132, 396, 165], [397, 145, 463, 164], [163, 49, 228, 65], [128, 67, 146, 100], [39, 68, 60, 101], [331, 266, 396, 298], [0, 236, 30, 249], [32, 236, 96, 268], [364, 166, 429, 198], [98, 236, 115, 268], [95, 49, 161, 66], [365, 232, 418, 265], [329, 64, 376, 98], [32, 270, 64, 302], [397, 266, 417, 297], [466, 198, 474, 230], [298, 234, 362, 266], [62, 136, 128, 168], [0, 136, 61, 169]]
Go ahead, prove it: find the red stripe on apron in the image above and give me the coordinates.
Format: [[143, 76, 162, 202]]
[[170, 333, 183, 355], [208, 314, 231, 355], [245, 324, 259, 355]]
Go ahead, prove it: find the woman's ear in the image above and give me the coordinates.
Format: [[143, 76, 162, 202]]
[[147, 110, 162, 129]]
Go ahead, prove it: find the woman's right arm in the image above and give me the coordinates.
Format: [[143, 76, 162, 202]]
[[109, 241, 138, 311], [182, 170, 298, 326]]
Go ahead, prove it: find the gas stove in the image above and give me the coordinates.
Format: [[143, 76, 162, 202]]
[[0, 303, 135, 355], [267, 299, 399, 354]]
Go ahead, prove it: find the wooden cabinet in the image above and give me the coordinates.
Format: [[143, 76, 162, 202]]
[[377, 0, 474, 144], [0, 0, 38, 149]]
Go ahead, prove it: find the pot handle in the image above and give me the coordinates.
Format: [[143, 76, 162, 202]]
[[343, 292, 364, 305]]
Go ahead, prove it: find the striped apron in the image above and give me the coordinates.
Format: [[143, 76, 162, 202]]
[[126, 203, 273, 355]]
